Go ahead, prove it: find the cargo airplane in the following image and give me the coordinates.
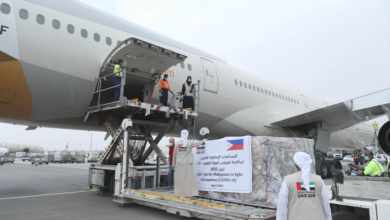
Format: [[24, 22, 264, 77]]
[[2, 0, 390, 177]]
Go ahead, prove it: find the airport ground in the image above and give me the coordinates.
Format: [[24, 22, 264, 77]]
[[0, 159, 356, 220]]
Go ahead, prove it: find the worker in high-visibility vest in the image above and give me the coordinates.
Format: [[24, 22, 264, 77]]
[[387, 161, 390, 177], [350, 151, 385, 177], [114, 59, 123, 101], [159, 74, 174, 106]]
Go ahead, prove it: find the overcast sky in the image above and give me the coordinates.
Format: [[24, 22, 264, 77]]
[[1, 0, 390, 151]]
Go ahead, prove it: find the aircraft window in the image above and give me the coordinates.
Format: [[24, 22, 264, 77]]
[[282, 96, 285, 100], [188, 64, 192, 71], [261, 88, 264, 93], [0, 3, 10, 14], [239, 81, 242, 87], [248, 84, 251, 90], [257, 87, 260, 92], [269, 91, 272, 96], [265, 90, 267, 95], [235, 80, 238, 85], [253, 86, 256, 91], [52, 19, 60, 30], [275, 92, 278, 97], [117, 40, 121, 45], [272, 92, 275, 97], [106, 37, 112, 46], [67, 24, 75, 34], [181, 62, 185, 69], [36, 14, 45, 25], [297, 100, 299, 105], [94, 33, 100, 42], [244, 83, 247, 88], [19, 9, 28, 19], [279, 94, 281, 99], [288, 97, 291, 102], [81, 29, 88, 38]]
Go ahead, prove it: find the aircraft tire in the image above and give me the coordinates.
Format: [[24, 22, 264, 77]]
[[326, 161, 335, 178], [332, 211, 362, 220], [320, 160, 328, 179], [46, 162, 48, 165]]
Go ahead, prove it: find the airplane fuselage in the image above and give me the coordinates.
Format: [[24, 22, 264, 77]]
[[0, 0, 374, 151]]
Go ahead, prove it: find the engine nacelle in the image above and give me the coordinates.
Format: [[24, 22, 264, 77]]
[[378, 121, 390, 155]]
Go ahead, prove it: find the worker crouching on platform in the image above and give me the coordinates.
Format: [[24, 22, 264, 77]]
[[159, 74, 174, 106], [350, 151, 385, 176], [172, 130, 205, 198], [181, 76, 194, 110], [276, 152, 331, 220]]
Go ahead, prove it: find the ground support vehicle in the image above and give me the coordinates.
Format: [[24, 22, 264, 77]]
[[0, 156, 4, 165], [31, 157, 43, 165], [53, 151, 71, 163], [4, 153, 15, 163], [329, 175, 390, 220], [343, 155, 353, 162], [47, 151, 55, 163]]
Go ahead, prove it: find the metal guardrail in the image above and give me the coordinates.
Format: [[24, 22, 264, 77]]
[[93, 66, 127, 110]]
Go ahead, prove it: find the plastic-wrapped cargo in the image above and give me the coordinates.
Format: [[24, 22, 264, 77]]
[[201, 136, 316, 207]]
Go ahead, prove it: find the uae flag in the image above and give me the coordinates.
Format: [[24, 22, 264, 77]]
[[296, 182, 315, 191]]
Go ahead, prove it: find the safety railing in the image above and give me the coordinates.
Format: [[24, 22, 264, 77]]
[[92, 66, 127, 109], [193, 80, 201, 112]]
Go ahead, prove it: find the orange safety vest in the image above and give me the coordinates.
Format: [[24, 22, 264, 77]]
[[159, 80, 172, 92]]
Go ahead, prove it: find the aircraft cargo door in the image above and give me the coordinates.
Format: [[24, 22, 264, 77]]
[[200, 58, 218, 93]]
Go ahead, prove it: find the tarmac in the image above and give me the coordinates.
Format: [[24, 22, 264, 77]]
[[0, 159, 198, 220], [0, 159, 363, 220]]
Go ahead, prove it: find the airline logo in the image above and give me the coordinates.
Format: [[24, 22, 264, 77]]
[[296, 182, 315, 191], [227, 139, 244, 151]]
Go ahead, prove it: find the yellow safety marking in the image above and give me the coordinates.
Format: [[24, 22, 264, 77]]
[[0, 191, 88, 200], [130, 98, 139, 102], [135, 190, 226, 210], [183, 108, 192, 110]]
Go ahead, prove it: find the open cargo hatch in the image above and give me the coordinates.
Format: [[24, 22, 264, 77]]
[[91, 37, 187, 105]]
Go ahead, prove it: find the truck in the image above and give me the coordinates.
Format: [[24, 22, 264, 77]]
[[70, 151, 85, 163], [332, 150, 343, 160], [4, 153, 15, 163], [53, 151, 71, 163], [87, 151, 103, 163]]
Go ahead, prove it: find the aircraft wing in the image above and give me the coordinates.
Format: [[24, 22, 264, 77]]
[[271, 88, 390, 133]]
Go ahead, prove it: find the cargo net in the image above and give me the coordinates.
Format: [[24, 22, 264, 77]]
[[200, 136, 316, 207]]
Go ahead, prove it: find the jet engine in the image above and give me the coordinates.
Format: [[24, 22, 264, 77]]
[[378, 121, 390, 155]]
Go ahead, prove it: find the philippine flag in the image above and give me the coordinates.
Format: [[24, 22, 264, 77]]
[[226, 139, 244, 151]]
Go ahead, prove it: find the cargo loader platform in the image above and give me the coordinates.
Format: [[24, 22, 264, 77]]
[[112, 185, 276, 219]]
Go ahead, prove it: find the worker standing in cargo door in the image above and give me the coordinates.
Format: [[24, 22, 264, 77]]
[[181, 76, 194, 110], [276, 152, 331, 220], [350, 151, 385, 176], [114, 59, 124, 101], [159, 74, 174, 106]]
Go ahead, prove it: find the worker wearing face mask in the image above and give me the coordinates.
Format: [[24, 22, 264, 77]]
[[158, 74, 174, 106], [181, 76, 194, 110], [350, 151, 385, 177]]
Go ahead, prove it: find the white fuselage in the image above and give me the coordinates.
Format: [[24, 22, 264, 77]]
[[0, 0, 374, 151], [0, 142, 44, 154]]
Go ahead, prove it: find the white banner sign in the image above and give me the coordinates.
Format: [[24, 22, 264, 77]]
[[192, 136, 252, 193]]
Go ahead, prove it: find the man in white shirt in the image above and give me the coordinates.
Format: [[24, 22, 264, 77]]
[[276, 152, 332, 220]]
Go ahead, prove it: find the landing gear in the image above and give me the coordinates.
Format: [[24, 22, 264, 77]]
[[325, 160, 334, 178]]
